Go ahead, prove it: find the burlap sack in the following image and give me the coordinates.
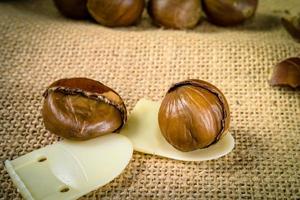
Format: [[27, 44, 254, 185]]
[[0, 0, 299, 199]]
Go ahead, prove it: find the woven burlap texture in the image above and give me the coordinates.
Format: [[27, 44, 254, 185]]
[[1, 0, 299, 199]]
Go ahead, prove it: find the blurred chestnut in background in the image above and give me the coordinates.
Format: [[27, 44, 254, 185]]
[[53, 0, 89, 19], [282, 15, 300, 42], [202, 0, 258, 26], [87, 0, 145, 27], [147, 0, 202, 29]]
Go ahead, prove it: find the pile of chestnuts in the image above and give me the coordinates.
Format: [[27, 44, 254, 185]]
[[54, 0, 258, 29], [42, 77, 230, 152]]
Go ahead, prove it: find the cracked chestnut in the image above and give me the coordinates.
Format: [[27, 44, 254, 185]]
[[42, 78, 127, 140]]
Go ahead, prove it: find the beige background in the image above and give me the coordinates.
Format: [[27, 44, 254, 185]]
[[0, 0, 299, 199]]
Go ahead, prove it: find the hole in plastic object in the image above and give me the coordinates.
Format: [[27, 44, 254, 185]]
[[37, 157, 47, 162], [60, 186, 70, 193]]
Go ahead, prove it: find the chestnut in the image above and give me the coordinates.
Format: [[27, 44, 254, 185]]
[[202, 0, 258, 26], [53, 0, 89, 19], [158, 79, 230, 152], [270, 57, 300, 88], [147, 0, 202, 29], [42, 78, 127, 140], [87, 0, 145, 27]]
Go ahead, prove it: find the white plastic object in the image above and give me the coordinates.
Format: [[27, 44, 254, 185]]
[[5, 134, 133, 200], [121, 99, 235, 161]]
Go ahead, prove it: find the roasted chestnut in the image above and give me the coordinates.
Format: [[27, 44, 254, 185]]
[[87, 0, 145, 27], [158, 80, 230, 152], [270, 57, 300, 88], [202, 0, 258, 26], [53, 0, 89, 19], [147, 0, 202, 29], [42, 78, 127, 140]]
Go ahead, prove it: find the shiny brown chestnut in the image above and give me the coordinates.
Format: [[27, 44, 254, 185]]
[[53, 0, 89, 19], [282, 15, 300, 42], [42, 78, 127, 140], [87, 0, 145, 27], [202, 0, 258, 26], [147, 0, 202, 29], [158, 80, 230, 152], [270, 57, 300, 88]]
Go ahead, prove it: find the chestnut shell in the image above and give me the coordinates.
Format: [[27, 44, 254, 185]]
[[270, 57, 300, 88], [42, 78, 127, 140]]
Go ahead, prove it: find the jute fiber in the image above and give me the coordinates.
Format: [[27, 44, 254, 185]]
[[0, 0, 299, 199]]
